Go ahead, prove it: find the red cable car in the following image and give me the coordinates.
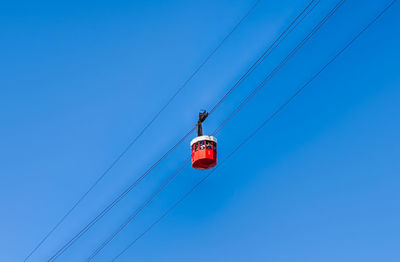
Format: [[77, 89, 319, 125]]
[[190, 111, 217, 170]]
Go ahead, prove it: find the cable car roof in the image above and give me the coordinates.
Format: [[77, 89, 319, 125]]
[[190, 135, 217, 146]]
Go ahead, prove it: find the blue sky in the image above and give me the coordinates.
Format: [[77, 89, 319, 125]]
[[1, 0, 399, 261]]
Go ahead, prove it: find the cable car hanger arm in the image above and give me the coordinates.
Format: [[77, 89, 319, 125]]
[[196, 110, 209, 136]]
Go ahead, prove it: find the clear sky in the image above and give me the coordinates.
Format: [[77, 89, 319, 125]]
[[1, 0, 399, 261]]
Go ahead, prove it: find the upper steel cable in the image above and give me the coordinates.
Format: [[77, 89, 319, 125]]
[[46, 1, 318, 261], [22, 1, 261, 261], [87, 0, 349, 260], [110, 1, 397, 260]]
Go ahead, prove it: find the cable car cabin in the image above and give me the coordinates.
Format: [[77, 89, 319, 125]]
[[191, 110, 217, 170], [190, 135, 217, 170]]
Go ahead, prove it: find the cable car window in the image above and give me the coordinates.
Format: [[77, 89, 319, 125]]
[[212, 141, 217, 150], [195, 142, 198, 151], [200, 140, 205, 150], [206, 141, 212, 149]]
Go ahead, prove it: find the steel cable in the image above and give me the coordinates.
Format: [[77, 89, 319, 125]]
[[47, 0, 318, 260], [110, 1, 397, 260], [86, 1, 350, 260], [47, 1, 320, 260]]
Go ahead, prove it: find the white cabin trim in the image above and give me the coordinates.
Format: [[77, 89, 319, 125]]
[[190, 135, 217, 146]]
